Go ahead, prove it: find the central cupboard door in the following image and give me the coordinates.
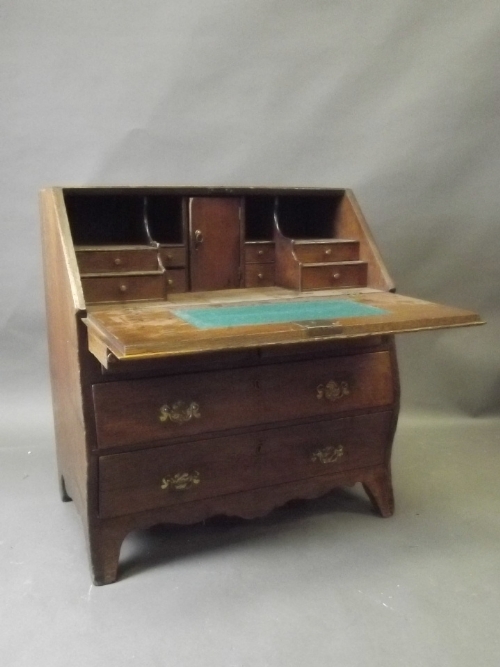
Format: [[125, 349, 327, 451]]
[[189, 197, 243, 291]]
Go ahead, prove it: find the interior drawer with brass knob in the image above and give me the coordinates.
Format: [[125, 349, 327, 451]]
[[159, 246, 186, 268], [76, 248, 159, 274], [81, 273, 165, 304], [244, 242, 275, 264], [300, 261, 368, 290], [98, 411, 393, 518], [245, 263, 275, 287], [92, 352, 394, 450], [165, 268, 188, 293], [292, 240, 360, 264]]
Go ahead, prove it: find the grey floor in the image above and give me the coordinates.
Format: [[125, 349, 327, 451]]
[[1, 412, 499, 667]]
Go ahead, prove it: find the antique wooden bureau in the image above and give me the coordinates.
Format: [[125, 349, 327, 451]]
[[40, 187, 482, 584]]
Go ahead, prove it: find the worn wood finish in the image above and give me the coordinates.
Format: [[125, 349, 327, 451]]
[[81, 273, 165, 304], [292, 239, 360, 263], [99, 411, 393, 518], [83, 290, 482, 362], [300, 261, 368, 290], [76, 248, 159, 274], [40, 185, 482, 584], [245, 263, 275, 287], [164, 268, 187, 294], [93, 352, 394, 449], [189, 197, 242, 291], [244, 242, 275, 264], [159, 246, 186, 268]]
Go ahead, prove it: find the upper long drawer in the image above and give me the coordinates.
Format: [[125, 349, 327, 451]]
[[92, 351, 395, 449]]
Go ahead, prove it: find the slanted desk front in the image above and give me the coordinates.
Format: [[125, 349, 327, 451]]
[[40, 187, 482, 584]]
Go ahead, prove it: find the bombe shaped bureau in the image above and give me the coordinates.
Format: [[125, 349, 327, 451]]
[[40, 187, 482, 584]]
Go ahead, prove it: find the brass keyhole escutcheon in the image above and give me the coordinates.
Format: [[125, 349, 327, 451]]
[[194, 229, 204, 249]]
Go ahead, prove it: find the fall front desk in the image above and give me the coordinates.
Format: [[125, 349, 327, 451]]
[[40, 187, 482, 584]]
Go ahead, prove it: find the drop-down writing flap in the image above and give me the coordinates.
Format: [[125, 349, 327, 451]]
[[83, 289, 483, 365]]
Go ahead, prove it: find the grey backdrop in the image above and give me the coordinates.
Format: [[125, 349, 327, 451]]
[[1, 0, 499, 430], [1, 2, 500, 665]]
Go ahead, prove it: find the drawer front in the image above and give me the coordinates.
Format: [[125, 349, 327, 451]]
[[301, 262, 368, 290], [82, 274, 165, 304], [244, 243, 275, 264], [245, 263, 275, 288], [160, 246, 186, 268], [293, 241, 359, 264], [99, 411, 393, 518], [76, 249, 158, 274], [165, 268, 188, 293], [93, 352, 394, 449]]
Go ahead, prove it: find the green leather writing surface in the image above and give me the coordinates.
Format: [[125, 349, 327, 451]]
[[173, 299, 387, 329]]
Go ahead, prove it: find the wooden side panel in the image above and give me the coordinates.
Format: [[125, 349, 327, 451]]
[[39, 188, 88, 514], [335, 191, 395, 291], [189, 197, 243, 291]]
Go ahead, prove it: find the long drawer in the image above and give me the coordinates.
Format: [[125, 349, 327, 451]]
[[98, 411, 393, 518], [93, 352, 394, 449]]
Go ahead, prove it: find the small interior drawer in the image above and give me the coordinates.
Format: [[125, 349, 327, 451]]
[[244, 242, 275, 264], [76, 248, 159, 274], [165, 268, 188, 293], [300, 261, 368, 290], [159, 246, 186, 268], [82, 274, 165, 304], [245, 263, 275, 288], [98, 411, 393, 518], [293, 240, 359, 264]]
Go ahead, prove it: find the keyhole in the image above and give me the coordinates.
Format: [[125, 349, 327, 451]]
[[256, 442, 263, 454]]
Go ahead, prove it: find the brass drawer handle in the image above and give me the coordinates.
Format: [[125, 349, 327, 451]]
[[311, 445, 344, 464], [161, 471, 201, 491], [316, 380, 350, 402], [159, 401, 201, 424]]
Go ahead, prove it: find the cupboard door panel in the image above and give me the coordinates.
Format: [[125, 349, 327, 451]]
[[189, 197, 242, 292]]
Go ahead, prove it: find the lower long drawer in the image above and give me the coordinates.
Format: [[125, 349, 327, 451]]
[[98, 411, 393, 518]]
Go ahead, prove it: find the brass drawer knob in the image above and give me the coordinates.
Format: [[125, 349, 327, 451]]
[[257, 272, 264, 280], [317, 380, 350, 402], [324, 248, 332, 256], [332, 272, 341, 280], [311, 445, 344, 464], [166, 253, 173, 260], [161, 471, 201, 491], [167, 278, 174, 286], [114, 257, 122, 266], [159, 401, 200, 424], [257, 249, 264, 256], [119, 284, 127, 293]]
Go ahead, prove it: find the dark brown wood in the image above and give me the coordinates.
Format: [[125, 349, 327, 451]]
[[244, 241, 275, 264], [81, 273, 165, 304], [292, 240, 359, 263], [76, 248, 159, 274], [40, 185, 482, 585], [189, 197, 242, 291], [159, 246, 186, 268], [164, 268, 187, 294], [92, 352, 394, 449], [300, 261, 368, 290], [99, 412, 392, 518], [245, 262, 275, 287]]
